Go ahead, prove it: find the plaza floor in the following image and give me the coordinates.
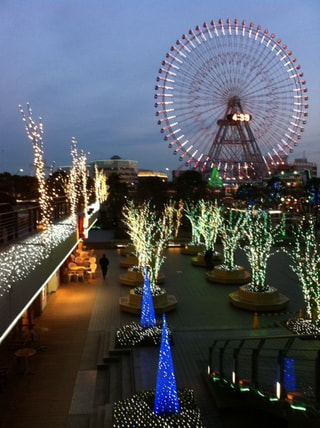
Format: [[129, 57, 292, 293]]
[[0, 229, 316, 428]]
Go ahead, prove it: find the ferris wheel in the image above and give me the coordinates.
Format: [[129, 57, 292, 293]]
[[154, 18, 308, 179]]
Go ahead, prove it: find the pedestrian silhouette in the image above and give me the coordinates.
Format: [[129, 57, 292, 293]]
[[99, 253, 109, 280]]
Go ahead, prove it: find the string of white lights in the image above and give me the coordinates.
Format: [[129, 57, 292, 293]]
[[0, 219, 75, 295], [241, 210, 282, 292], [19, 103, 53, 233], [94, 164, 108, 204]]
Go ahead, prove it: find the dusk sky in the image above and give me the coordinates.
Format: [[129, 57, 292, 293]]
[[0, 0, 319, 175]]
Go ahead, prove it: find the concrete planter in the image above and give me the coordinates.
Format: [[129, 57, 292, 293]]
[[119, 269, 165, 287], [119, 245, 136, 256], [128, 269, 144, 282], [206, 265, 250, 284], [119, 288, 177, 314], [191, 251, 222, 267], [229, 284, 289, 312], [120, 254, 138, 268], [128, 289, 168, 307], [181, 243, 205, 255]]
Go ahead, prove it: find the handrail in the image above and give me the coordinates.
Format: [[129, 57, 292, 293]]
[[208, 332, 320, 408], [0, 198, 71, 249]]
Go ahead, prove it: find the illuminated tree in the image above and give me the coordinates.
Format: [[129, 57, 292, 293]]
[[208, 166, 222, 189], [122, 200, 153, 268], [220, 210, 246, 270], [79, 150, 88, 214], [241, 210, 281, 292], [147, 201, 182, 284], [19, 103, 53, 231], [94, 164, 108, 204], [68, 137, 89, 226], [285, 217, 320, 324], [164, 199, 183, 240], [122, 200, 180, 287], [197, 200, 223, 251], [140, 268, 156, 329], [46, 170, 69, 198], [153, 313, 180, 416], [183, 201, 202, 245]]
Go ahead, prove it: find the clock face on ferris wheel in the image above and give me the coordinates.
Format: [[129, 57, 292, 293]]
[[154, 18, 308, 179]]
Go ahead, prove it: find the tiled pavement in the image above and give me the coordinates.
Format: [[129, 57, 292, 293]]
[[0, 229, 318, 428]]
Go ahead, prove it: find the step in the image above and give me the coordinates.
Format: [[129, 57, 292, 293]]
[[96, 331, 110, 369]]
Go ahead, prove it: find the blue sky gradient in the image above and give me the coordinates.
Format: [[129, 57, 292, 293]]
[[0, 0, 319, 175]]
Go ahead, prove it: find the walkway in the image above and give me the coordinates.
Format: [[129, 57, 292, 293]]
[[0, 229, 317, 427]]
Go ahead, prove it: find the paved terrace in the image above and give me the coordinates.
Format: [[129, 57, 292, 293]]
[[0, 229, 318, 428]]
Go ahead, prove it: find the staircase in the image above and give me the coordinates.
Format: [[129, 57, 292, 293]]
[[89, 331, 135, 428]]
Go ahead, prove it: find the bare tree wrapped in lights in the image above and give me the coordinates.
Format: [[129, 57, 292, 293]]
[[19, 103, 53, 231], [183, 201, 202, 245], [197, 200, 223, 252], [68, 138, 80, 225], [165, 199, 184, 241], [94, 164, 108, 204], [122, 200, 153, 269], [242, 210, 281, 292], [220, 210, 246, 270], [79, 149, 88, 214], [68, 137, 88, 226], [148, 201, 183, 284], [122, 200, 180, 288], [285, 217, 320, 324], [206, 209, 251, 284]]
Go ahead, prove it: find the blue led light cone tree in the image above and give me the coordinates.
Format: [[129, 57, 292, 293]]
[[153, 313, 180, 417], [140, 268, 156, 329]]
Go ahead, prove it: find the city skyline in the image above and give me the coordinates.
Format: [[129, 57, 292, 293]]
[[0, 0, 319, 175]]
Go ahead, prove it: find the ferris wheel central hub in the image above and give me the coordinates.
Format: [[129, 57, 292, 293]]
[[229, 96, 241, 108]]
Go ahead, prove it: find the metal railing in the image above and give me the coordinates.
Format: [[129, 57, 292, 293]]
[[0, 198, 70, 248], [208, 334, 320, 408]]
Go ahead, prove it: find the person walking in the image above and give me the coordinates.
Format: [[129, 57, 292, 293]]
[[99, 253, 109, 280]]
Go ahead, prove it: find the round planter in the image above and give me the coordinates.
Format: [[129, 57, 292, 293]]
[[206, 265, 250, 284], [120, 245, 136, 256], [120, 254, 138, 268], [181, 243, 205, 255], [191, 251, 222, 267], [119, 269, 165, 286], [127, 269, 143, 281], [119, 288, 177, 314], [129, 289, 168, 307], [229, 284, 289, 312], [238, 285, 279, 304]]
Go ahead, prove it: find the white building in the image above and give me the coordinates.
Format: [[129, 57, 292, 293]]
[[89, 156, 138, 188]]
